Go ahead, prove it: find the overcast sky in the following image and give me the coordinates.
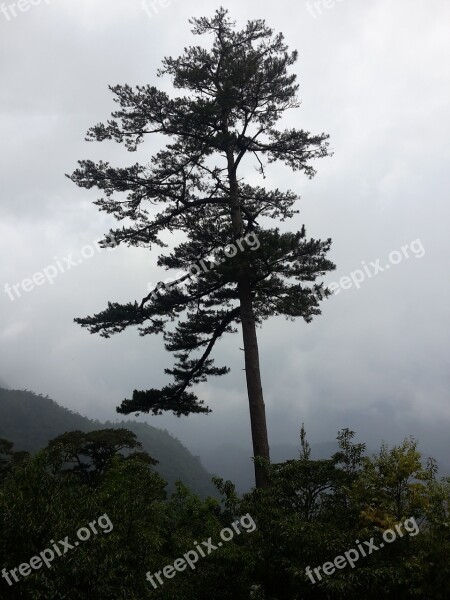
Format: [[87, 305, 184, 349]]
[[1, 0, 449, 461]]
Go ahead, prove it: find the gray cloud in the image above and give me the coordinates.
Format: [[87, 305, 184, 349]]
[[1, 0, 449, 465]]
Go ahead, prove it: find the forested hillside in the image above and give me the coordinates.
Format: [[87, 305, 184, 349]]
[[0, 387, 217, 497]]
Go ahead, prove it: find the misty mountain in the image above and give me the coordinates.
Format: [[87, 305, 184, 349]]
[[0, 387, 218, 498]]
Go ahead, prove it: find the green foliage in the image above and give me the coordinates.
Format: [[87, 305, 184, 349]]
[[0, 446, 167, 600], [351, 437, 429, 525], [46, 428, 158, 482], [1, 423, 450, 598], [232, 429, 450, 599], [0, 387, 218, 498], [0, 438, 29, 483]]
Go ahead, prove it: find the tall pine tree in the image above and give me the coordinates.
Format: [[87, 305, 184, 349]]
[[69, 8, 335, 488]]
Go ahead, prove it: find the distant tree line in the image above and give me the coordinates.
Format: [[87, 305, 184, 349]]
[[1, 426, 449, 599]]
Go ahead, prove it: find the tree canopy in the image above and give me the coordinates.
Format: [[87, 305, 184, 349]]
[[1, 427, 450, 598], [69, 8, 334, 415], [69, 7, 335, 488]]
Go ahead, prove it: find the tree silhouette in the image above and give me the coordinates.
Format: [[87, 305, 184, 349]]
[[69, 8, 335, 487]]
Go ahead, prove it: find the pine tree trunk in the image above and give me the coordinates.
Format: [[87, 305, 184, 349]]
[[227, 151, 271, 489], [238, 275, 271, 489]]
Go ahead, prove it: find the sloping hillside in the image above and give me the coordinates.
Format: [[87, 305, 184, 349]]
[[0, 388, 217, 498]]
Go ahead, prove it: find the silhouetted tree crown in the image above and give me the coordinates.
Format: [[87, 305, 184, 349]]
[[69, 8, 335, 487]]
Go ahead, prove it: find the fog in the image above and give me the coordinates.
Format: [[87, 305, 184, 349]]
[[1, 0, 449, 471]]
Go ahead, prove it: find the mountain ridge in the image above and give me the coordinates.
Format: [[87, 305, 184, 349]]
[[0, 387, 218, 498]]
